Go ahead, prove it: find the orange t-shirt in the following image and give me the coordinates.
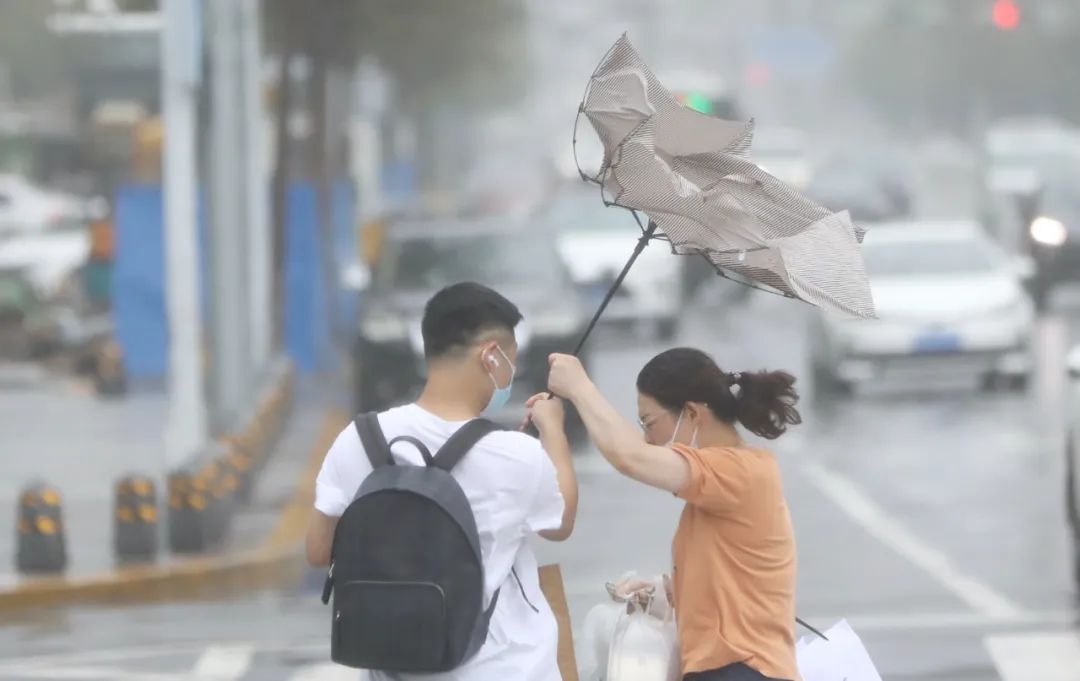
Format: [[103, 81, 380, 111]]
[[670, 444, 799, 680]]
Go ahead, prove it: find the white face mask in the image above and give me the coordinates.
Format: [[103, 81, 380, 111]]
[[666, 408, 699, 448]]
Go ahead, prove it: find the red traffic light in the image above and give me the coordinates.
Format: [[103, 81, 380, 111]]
[[993, 0, 1021, 31]]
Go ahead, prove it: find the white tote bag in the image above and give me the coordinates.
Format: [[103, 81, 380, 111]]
[[796, 619, 883, 681]]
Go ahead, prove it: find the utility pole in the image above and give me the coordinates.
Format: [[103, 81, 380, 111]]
[[240, 0, 271, 374], [208, 0, 250, 426], [161, 0, 207, 468]]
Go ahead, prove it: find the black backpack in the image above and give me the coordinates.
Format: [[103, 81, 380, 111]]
[[321, 412, 504, 672]]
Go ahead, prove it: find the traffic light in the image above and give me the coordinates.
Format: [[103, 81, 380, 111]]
[[993, 0, 1021, 31], [677, 92, 713, 115]]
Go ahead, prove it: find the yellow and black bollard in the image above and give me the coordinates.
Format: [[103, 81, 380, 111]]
[[218, 436, 254, 503], [113, 474, 159, 563], [16, 482, 68, 574], [167, 468, 212, 554], [198, 460, 233, 546]]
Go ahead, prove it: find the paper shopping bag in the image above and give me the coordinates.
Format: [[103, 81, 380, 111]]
[[796, 619, 882, 681]]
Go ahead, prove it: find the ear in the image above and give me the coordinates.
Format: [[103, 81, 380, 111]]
[[686, 401, 706, 422]]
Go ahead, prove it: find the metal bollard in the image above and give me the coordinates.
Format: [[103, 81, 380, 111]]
[[16, 482, 68, 574], [113, 474, 159, 563]]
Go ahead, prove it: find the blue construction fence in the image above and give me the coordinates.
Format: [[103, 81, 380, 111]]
[[112, 181, 358, 379]]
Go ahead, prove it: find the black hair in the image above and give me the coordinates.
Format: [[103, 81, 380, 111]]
[[636, 347, 801, 440], [421, 282, 523, 359]]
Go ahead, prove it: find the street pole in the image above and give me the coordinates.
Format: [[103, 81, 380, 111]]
[[161, 0, 207, 469], [208, 0, 250, 426], [241, 0, 271, 374]]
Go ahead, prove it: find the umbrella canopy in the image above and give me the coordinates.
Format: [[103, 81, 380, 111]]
[[578, 34, 876, 320]]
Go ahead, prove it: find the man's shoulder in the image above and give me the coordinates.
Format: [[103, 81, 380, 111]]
[[479, 427, 547, 456], [468, 427, 548, 476]]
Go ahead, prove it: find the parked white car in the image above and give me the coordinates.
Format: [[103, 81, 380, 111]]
[[809, 221, 1035, 394], [0, 224, 90, 299], [541, 187, 683, 339], [0, 174, 86, 235], [1066, 346, 1080, 586]]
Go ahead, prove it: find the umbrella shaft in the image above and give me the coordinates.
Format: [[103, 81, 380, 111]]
[[572, 221, 658, 356]]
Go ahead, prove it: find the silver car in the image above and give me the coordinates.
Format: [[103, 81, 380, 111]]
[[809, 221, 1035, 395]]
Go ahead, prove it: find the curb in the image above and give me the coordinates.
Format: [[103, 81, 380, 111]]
[[0, 410, 346, 614]]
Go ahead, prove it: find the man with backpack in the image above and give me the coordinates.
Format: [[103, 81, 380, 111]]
[[306, 281, 578, 680]]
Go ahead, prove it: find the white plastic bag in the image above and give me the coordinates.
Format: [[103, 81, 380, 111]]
[[796, 619, 882, 681], [582, 572, 679, 681], [606, 599, 680, 681]]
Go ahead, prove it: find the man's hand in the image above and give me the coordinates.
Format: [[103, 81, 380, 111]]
[[548, 353, 592, 401], [525, 392, 565, 434]]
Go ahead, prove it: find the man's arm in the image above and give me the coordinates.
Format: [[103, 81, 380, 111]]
[[305, 510, 338, 567], [537, 424, 577, 542]]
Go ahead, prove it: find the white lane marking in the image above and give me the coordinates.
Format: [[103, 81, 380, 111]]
[[13, 666, 187, 680], [192, 645, 254, 680], [800, 610, 1077, 633], [0, 645, 206, 672], [288, 662, 366, 680], [802, 461, 1026, 620], [985, 631, 1080, 681]]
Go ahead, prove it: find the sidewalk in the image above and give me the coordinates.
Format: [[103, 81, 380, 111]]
[[0, 367, 347, 611], [0, 371, 169, 582]]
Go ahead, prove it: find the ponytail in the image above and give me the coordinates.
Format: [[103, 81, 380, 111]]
[[729, 370, 802, 440]]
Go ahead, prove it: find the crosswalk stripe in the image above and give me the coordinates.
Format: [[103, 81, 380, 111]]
[[288, 663, 365, 681], [192, 645, 254, 680], [984, 631, 1080, 681]]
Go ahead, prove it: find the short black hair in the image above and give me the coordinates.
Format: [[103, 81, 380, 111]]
[[421, 282, 523, 359]]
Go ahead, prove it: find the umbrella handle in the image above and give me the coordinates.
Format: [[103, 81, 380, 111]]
[[522, 221, 659, 435]]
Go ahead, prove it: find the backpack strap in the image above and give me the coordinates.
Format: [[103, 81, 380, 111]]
[[354, 412, 393, 469], [432, 418, 503, 472]]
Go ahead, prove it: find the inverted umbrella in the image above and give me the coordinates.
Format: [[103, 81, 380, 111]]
[[566, 33, 875, 356]]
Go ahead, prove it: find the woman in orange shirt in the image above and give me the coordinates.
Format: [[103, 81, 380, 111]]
[[543, 347, 802, 681]]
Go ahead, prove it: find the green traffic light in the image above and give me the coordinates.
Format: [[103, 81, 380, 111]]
[[684, 92, 713, 115]]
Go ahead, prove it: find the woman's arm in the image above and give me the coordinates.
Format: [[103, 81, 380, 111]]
[[566, 377, 690, 494]]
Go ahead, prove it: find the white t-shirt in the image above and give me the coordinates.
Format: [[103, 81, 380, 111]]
[[314, 403, 566, 681]]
